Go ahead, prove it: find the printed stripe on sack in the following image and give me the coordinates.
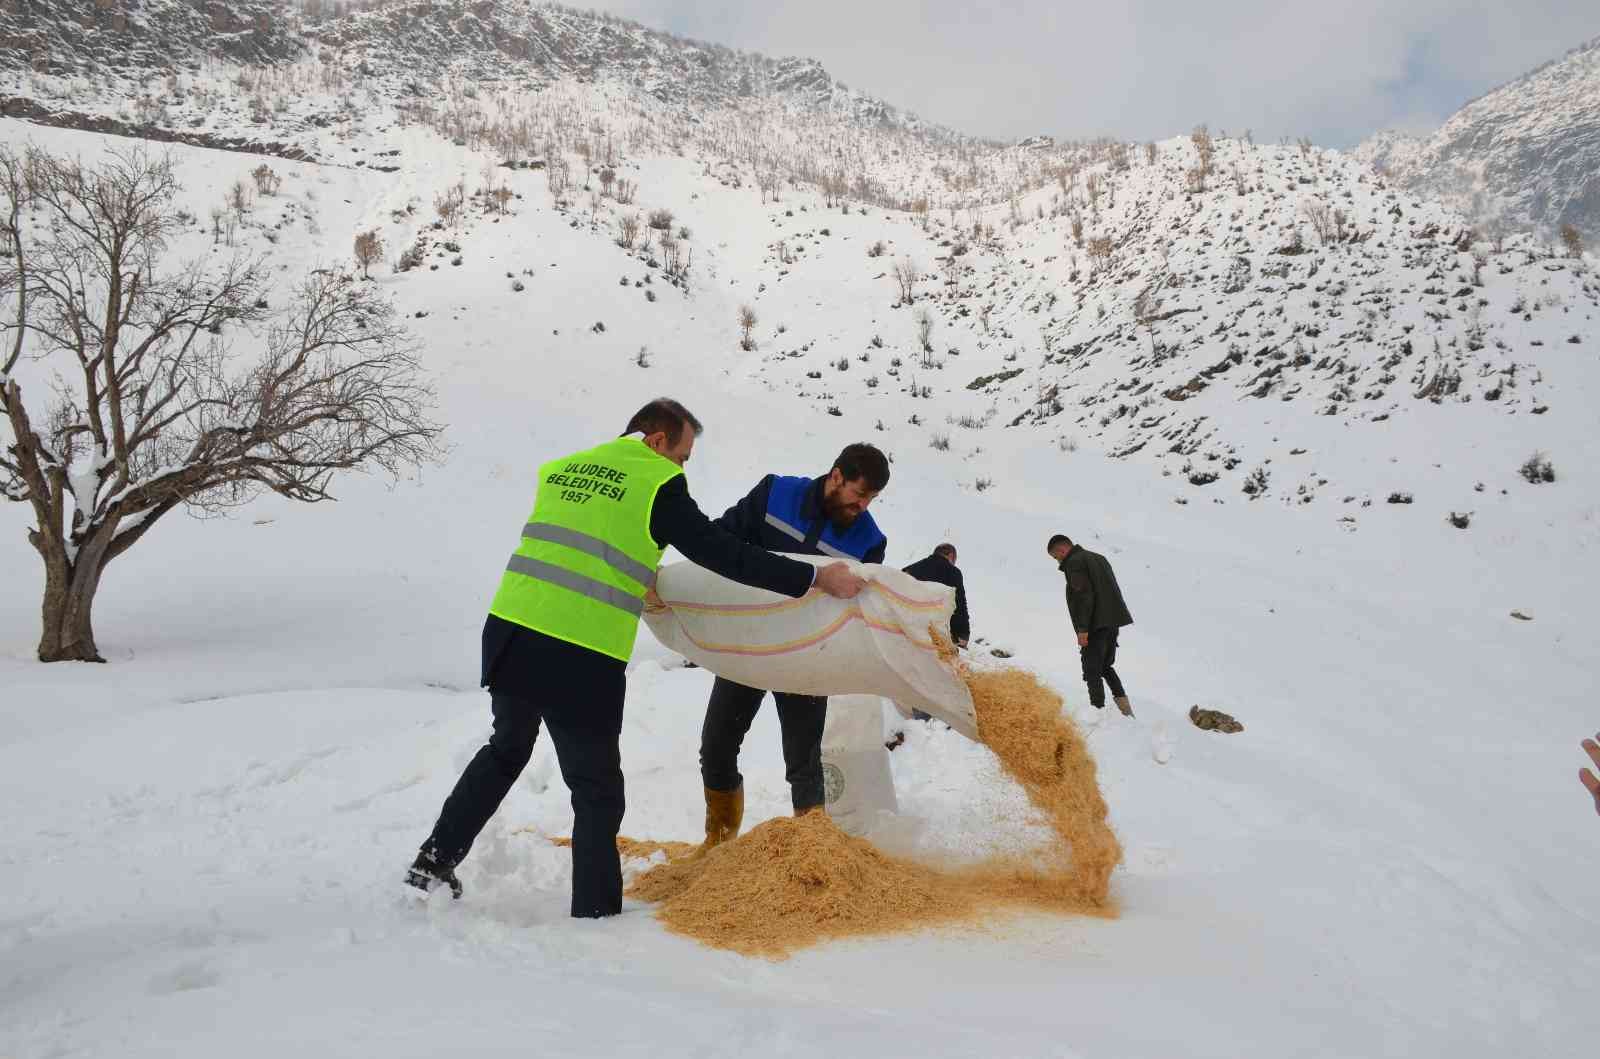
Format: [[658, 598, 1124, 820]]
[[661, 580, 947, 615], [667, 606, 942, 658]]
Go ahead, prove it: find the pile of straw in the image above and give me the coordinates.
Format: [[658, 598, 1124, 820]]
[[617, 665, 1121, 958]]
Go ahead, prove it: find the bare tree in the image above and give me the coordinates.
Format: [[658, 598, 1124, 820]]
[[598, 167, 615, 198], [1301, 197, 1335, 245], [434, 181, 464, 227], [0, 145, 441, 662], [892, 256, 918, 304], [616, 212, 641, 250], [737, 304, 758, 351], [660, 229, 688, 278], [914, 306, 934, 356], [1190, 124, 1214, 187], [1561, 223, 1584, 259], [1134, 284, 1163, 354], [227, 178, 252, 217], [354, 228, 384, 278], [1331, 207, 1349, 244], [546, 154, 571, 200], [250, 164, 281, 196], [821, 170, 846, 209], [1086, 236, 1114, 269]]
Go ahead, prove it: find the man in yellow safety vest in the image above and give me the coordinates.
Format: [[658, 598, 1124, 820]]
[[406, 398, 867, 917]]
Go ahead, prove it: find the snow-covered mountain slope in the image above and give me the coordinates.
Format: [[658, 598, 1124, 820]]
[[897, 133, 1600, 508], [1, 111, 1598, 1059], [1, 0, 968, 145], [1357, 35, 1600, 245], [0, 0, 301, 71], [7, 37, 1594, 507]]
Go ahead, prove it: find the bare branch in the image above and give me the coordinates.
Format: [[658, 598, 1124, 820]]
[[3, 146, 444, 661]]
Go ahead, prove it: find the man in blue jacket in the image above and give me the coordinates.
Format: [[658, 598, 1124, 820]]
[[697, 443, 890, 846]]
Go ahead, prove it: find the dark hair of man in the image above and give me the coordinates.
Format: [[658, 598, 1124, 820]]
[[833, 442, 890, 492], [624, 398, 704, 446], [934, 543, 957, 561], [1047, 533, 1072, 552]]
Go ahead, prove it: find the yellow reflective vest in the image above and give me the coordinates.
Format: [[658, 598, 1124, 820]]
[[489, 436, 683, 661]]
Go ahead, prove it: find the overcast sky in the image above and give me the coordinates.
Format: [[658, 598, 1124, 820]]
[[578, 1, 1597, 147]]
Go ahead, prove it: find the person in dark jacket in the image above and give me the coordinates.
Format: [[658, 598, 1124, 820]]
[[1047, 533, 1135, 717], [405, 399, 866, 917], [902, 543, 970, 648], [698, 443, 891, 847]]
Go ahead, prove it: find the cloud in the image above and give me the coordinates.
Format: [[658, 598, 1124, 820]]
[[574, 0, 1597, 146]]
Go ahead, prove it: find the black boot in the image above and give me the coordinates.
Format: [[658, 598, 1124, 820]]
[[405, 851, 463, 899]]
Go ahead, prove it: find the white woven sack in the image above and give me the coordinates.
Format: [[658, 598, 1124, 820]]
[[643, 555, 977, 739], [821, 694, 898, 834]]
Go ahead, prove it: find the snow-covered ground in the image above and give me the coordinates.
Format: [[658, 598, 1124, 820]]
[[2, 115, 1598, 1058]]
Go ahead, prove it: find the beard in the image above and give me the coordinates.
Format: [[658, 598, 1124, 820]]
[[820, 488, 860, 531]]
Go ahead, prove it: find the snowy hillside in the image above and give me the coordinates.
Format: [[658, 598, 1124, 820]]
[[1, 0, 966, 145], [1357, 35, 1600, 246], [2, 12, 1599, 1059], [5, 28, 1595, 505]]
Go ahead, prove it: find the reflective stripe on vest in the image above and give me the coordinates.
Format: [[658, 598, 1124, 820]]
[[763, 511, 852, 559], [519, 521, 658, 588], [489, 437, 682, 661], [504, 553, 645, 617]]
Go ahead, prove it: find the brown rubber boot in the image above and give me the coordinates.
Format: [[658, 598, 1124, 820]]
[[1114, 695, 1135, 717], [701, 784, 744, 850]]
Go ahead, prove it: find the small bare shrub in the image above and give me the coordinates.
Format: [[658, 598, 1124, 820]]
[[226, 179, 252, 216], [914, 306, 934, 353], [892, 256, 917, 303], [617, 212, 640, 249], [1519, 452, 1555, 484], [737, 304, 758, 351], [1560, 224, 1584, 259], [251, 163, 280, 196], [1242, 466, 1269, 497], [354, 228, 384, 278]]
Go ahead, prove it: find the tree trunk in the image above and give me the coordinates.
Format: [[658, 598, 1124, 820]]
[[35, 532, 111, 664]]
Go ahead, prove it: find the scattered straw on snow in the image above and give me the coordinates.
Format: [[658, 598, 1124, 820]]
[[546, 834, 699, 861], [607, 663, 1122, 958], [628, 812, 975, 958]]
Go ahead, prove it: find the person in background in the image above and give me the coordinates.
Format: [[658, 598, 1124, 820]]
[[902, 542, 970, 723], [902, 542, 970, 649], [1046, 533, 1135, 717]]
